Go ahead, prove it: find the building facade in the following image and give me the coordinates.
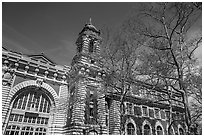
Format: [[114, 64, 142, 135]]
[[2, 22, 187, 135]]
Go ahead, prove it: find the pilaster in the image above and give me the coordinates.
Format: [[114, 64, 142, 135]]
[[2, 69, 15, 134], [109, 100, 121, 135], [97, 87, 107, 134], [70, 79, 87, 134]]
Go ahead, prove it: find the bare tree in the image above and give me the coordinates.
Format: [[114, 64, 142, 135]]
[[101, 25, 144, 134], [124, 2, 202, 134], [185, 67, 202, 134]]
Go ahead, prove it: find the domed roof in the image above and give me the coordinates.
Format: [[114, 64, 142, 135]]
[[79, 18, 100, 35]]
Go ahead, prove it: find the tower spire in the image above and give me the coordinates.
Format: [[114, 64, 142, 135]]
[[89, 17, 92, 25]]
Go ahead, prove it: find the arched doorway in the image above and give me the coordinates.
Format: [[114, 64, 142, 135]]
[[5, 86, 52, 135]]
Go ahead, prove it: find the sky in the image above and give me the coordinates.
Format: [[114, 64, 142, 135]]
[[2, 2, 136, 66], [2, 2, 202, 66]]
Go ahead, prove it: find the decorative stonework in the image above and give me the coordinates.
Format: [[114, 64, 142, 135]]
[[109, 100, 121, 134], [2, 80, 60, 134], [71, 80, 87, 125], [125, 117, 137, 135], [2, 21, 187, 135]]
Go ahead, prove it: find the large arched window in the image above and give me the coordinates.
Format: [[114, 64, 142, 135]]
[[127, 123, 135, 135], [5, 87, 52, 135], [12, 89, 51, 113], [156, 126, 163, 135], [144, 124, 151, 135]]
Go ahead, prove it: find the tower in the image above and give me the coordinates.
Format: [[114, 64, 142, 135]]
[[66, 20, 107, 135]]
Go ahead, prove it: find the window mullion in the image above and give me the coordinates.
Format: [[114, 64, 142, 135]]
[[38, 95, 42, 112], [21, 95, 25, 109], [25, 93, 30, 109]]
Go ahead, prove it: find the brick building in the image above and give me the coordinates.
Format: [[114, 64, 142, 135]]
[[2, 22, 187, 135]]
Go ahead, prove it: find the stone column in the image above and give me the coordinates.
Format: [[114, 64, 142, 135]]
[[97, 87, 107, 134], [71, 79, 87, 134], [109, 100, 121, 135], [47, 105, 56, 135], [2, 70, 15, 134]]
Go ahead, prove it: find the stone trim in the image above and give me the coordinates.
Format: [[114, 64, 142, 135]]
[[9, 80, 59, 105], [125, 117, 137, 135]]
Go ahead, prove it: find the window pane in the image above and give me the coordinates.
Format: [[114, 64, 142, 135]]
[[144, 125, 150, 135], [134, 106, 142, 116], [19, 115, 23, 122], [32, 117, 36, 123], [155, 109, 160, 119], [28, 117, 32, 123], [43, 101, 47, 112], [5, 131, 9, 135], [41, 118, 44, 124], [10, 131, 15, 135], [127, 123, 135, 135], [142, 106, 148, 116], [47, 104, 50, 113], [14, 114, 18, 121], [36, 96, 40, 111], [18, 98, 23, 109], [9, 114, 14, 121], [24, 116, 28, 122], [22, 95, 28, 109], [13, 101, 18, 109], [37, 117, 40, 124], [15, 131, 19, 135], [45, 118, 48, 125], [157, 126, 163, 135]]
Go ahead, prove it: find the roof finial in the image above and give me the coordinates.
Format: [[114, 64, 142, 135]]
[[89, 17, 92, 25]]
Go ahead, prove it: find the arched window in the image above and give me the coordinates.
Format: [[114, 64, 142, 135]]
[[179, 128, 184, 135], [127, 123, 135, 135], [88, 129, 98, 135], [144, 124, 151, 135], [5, 87, 51, 135], [12, 90, 51, 113], [167, 126, 174, 135], [156, 126, 163, 135]]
